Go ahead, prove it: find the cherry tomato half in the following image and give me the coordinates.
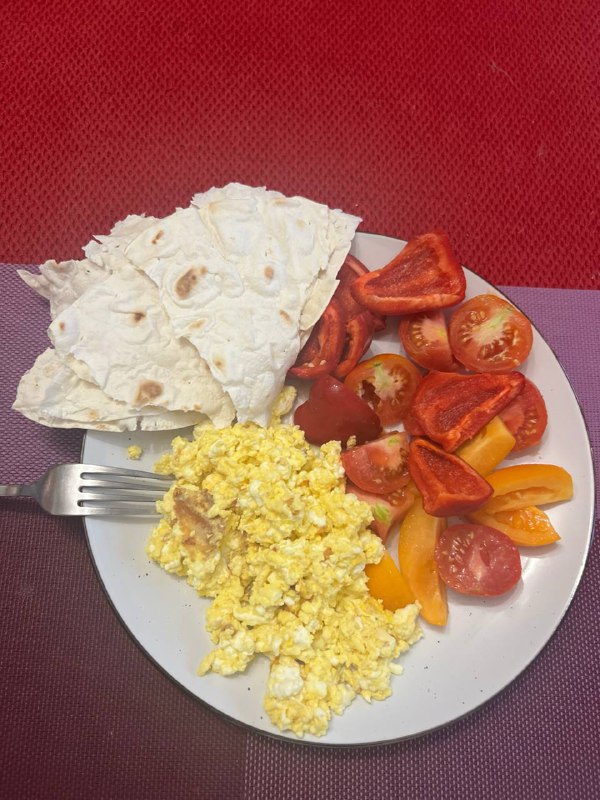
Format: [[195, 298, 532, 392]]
[[341, 431, 410, 494], [293, 374, 382, 446], [398, 309, 460, 372], [499, 377, 548, 451], [346, 482, 415, 542], [345, 353, 422, 426], [448, 294, 533, 373], [434, 523, 522, 597]]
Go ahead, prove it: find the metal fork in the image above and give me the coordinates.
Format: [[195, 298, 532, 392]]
[[0, 464, 173, 516]]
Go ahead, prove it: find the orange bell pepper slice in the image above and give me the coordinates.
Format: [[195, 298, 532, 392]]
[[365, 550, 415, 611], [455, 416, 516, 476], [481, 464, 573, 514], [397, 496, 448, 626]]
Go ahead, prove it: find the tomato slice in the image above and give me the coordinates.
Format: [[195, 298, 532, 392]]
[[293, 374, 382, 446], [344, 353, 422, 426], [351, 232, 466, 315], [408, 438, 492, 517], [398, 310, 460, 372], [499, 377, 548, 451], [289, 298, 346, 379], [341, 431, 410, 494], [347, 482, 415, 541], [435, 523, 521, 596], [333, 311, 375, 379], [410, 370, 525, 451], [448, 294, 533, 373]]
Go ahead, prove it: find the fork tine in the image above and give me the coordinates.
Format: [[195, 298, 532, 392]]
[[79, 489, 165, 502], [79, 502, 161, 516], [79, 465, 173, 490]]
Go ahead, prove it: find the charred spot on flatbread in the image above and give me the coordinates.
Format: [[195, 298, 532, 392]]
[[174, 266, 207, 299], [58, 321, 66, 332], [131, 311, 146, 323], [151, 229, 164, 245], [279, 310, 292, 324], [135, 380, 163, 405], [264, 266, 275, 281]]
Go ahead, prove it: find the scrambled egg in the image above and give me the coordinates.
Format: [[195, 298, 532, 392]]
[[146, 417, 421, 738], [127, 445, 143, 460]]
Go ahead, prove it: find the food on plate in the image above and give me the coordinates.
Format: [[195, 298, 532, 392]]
[[455, 416, 516, 476], [350, 232, 466, 315], [364, 550, 415, 611], [289, 298, 346, 379], [410, 370, 525, 451], [448, 294, 533, 373], [345, 483, 415, 542], [398, 310, 460, 372], [293, 374, 382, 446], [468, 505, 560, 547], [478, 464, 573, 514], [340, 431, 410, 494], [127, 445, 143, 460], [146, 420, 421, 737], [407, 437, 493, 517], [15, 183, 360, 429], [498, 377, 548, 451], [335, 254, 386, 332], [13, 348, 207, 432], [344, 353, 422, 427], [434, 524, 522, 596], [397, 497, 448, 627], [333, 311, 376, 379]]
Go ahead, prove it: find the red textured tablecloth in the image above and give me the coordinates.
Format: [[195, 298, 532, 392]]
[[1, 1, 599, 798]]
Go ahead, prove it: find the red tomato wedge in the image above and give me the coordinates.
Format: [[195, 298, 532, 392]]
[[499, 377, 548, 451], [289, 298, 346, 379], [293, 375, 382, 446], [410, 370, 525, 452], [344, 354, 422, 426], [448, 294, 533, 373], [333, 311, 375, 379], [341, 431, 410, 494], [346, 482, 415, 542], [408, 438, 493, 517], [350, 232, 466, 315], [435, 523, 522, 596], [398, 309, 460, 372]]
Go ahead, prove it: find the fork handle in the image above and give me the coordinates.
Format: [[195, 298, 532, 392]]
[[0, 484, 35, 498]]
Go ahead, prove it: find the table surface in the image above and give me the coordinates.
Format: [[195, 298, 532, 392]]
[[1, 1, 598, 798]]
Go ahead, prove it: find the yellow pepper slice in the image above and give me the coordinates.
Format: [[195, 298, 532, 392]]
[[469, 505, 560, 546], [455, 416, 516, 476], [365, 550, 415, 610], [397, 496, 448, 626], [482, 464, 573, 513]]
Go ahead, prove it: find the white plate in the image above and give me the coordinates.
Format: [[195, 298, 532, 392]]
[[83, 232, 595, 746]]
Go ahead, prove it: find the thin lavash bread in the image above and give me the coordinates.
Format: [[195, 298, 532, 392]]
[[97, 183, 361, 425], [15, 184, 360, 429]]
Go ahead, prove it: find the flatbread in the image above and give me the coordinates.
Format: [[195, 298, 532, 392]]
[[115, 183, 360, 424], [47, 264, 235, 425], [13, 349, 207, 432]]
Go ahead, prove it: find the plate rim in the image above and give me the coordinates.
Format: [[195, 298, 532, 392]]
[[82, 229, 596, 747]]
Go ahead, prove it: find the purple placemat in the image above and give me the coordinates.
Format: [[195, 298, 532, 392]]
[[1, 264, 598, 799]]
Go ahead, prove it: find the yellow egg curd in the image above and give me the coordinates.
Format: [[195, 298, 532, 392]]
[[146, 419, 421, 738]]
